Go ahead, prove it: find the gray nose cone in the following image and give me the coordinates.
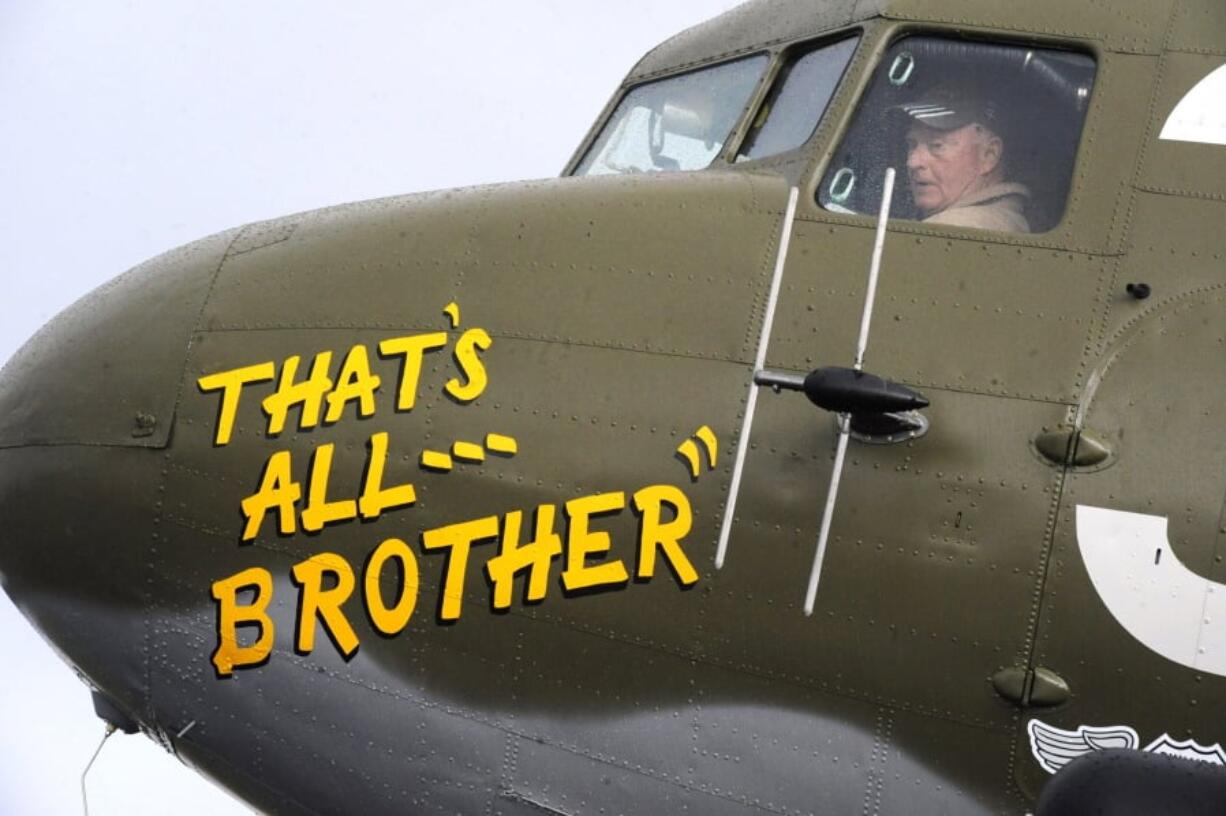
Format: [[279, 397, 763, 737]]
[[0, 227, 238, 723]]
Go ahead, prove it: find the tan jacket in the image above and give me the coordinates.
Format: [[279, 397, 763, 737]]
[[923, 182, 1031, 234]]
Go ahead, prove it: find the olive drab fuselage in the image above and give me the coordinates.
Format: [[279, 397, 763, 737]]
[[1, 1, 1225, 813]]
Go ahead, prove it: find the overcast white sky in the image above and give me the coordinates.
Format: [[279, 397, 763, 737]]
[[0, 2, 743, 813]]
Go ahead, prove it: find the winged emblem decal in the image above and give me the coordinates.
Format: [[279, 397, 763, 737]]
[[1028, 719, 1226, 773], [1027, 720, 1139, 773]]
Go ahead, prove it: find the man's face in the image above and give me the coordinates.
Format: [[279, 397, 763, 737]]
[[905, 122, 1001, 216]]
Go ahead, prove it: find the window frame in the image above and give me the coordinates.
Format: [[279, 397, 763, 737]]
[[567, 51, 774, 178], [802, 26, 1107, 248], [734, 31, 863, 164]]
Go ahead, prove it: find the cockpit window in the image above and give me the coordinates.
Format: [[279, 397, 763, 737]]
[[818, 38, 1096, 234], [738, 36, 859, 161], [574, 55, 768, 176]]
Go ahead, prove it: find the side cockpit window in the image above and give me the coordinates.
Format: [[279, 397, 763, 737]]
[[819, 38, 1095, 234], [738, 36, 859, 161], [574, 55, 768, 176]]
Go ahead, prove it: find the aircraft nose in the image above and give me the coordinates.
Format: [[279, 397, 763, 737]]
[[0, 227, 239, 721]]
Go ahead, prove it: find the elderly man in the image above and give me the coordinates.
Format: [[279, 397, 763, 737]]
[[897, 87, 1031, 233]]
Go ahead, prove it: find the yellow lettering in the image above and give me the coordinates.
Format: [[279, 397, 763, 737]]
[[358, 432, 416, 519], [262, 352, 334, 435], [421, 516, 500, 621], [379, 332, 447, 411], [291, 552, 359, 658], [240, 451, 301, 541], [633, 485, 697, 586], [211, 567, 275, 677], [301, 443, 358, 533], [197, 362, 275, 446], [324, 345, 381, 424], [363, 537, 419, 635], [485, 506, 562, 610], [445, 328, 492, 403], [561, 492, 629, 592]]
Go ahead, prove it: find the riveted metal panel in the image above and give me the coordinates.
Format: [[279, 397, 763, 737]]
[[629, 0, 859, 82], [1023, 292, 1226, 799], [631, 0, 1175, 87], [1166, 0, 1226, 56], [1138, 53, 1226, 202], [203, 173, 790, 367], [720, 384, 1069, 731], [0, 446, 162, 720], [1093, 192, 1226, 349], [0, 228, 238, 449], [772, 223, 1109, 404], [873, 0, 1173, 56]]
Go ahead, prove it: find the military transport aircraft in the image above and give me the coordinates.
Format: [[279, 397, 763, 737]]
[[3, 0, 1226, 813]]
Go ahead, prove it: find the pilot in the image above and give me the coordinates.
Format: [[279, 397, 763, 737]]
[[895, 86, 1031, 233]]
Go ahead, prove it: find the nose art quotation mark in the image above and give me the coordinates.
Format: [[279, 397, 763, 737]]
[[443, 301, 461, 329], [676, 426, 718, 480]]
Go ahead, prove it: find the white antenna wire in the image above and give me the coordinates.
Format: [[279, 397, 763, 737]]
[[81, 723, 116, 816], [716, 186, 800, 569], [804, 168, 896, 615], [854, 168, 895, 372]]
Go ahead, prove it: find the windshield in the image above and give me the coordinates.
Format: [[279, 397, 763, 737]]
[[574, 55, 768, 176], [738, 36, 859, 161]]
